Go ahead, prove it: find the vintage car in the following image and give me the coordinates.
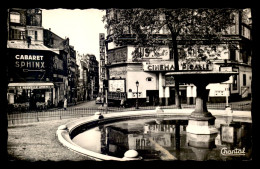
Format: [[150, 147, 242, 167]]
[[95, 96, 103, 104]]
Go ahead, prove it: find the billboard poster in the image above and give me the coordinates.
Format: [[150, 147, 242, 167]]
[[221, 126, 234, 143], [108, 79, 125, 92]]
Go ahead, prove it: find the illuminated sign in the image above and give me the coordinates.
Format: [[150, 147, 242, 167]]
[[100, 33, 106, 81], [179, 59, 212, 71], [143, 61, 175, 71], [146, 64, 175, 71], [143, 59, 212, 72], [15, 54, 45, 69]]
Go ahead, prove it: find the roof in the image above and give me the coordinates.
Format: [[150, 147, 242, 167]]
[[7, 41, 59, 54]]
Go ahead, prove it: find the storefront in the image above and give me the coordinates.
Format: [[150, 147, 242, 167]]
[[7, 82, 54, 110], [7, 43, 56, 110]]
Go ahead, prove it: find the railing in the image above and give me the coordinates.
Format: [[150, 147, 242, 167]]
[[7, 102, 251, 126]]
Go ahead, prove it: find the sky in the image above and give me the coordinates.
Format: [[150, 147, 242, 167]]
[[41, 8, 106, 61]]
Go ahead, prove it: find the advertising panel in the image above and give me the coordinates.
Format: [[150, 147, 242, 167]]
[[107, 47, 127, 64], [108, 79, 125, 92], [109, 66, 127, 79], [221, 126, 234, 143]]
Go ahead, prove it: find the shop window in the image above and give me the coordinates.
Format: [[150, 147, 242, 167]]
[[35, 31, 38, 40], [10, 12, 20, 23]]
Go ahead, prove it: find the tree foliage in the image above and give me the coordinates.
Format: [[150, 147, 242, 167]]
[[103, 8, 241, 48]]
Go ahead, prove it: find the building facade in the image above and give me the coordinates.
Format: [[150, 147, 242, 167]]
[[77, 54, 99, 101], [86, 54, 99, 100], [104, 9, 252, 107], [76, 52, 88, 101], [43, 28, 70, 107], [43, 28, 79, 105], [7, 8, 58, 110]]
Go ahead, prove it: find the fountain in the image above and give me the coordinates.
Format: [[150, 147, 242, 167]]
[[166, 70, 238, 134]]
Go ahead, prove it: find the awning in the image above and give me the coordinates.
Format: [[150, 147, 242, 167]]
[[8, 82, 54, 89]]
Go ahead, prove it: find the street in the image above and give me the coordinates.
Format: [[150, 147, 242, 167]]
[[70, 100, 101, 109]]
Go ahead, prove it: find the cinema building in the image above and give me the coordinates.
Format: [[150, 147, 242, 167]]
[[104, 9, 252, 107]]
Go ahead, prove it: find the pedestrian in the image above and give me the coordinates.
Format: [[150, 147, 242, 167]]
[[64, 97, 67, 110], [120, 98, 125, 108]]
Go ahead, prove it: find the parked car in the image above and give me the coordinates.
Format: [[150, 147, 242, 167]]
[[95, 97, 103, 104]]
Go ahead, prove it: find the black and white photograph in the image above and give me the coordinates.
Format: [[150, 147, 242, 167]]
[[2, 7, 255, 166]]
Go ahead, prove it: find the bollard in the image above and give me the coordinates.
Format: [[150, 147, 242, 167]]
[[225, 106, 233, 116], [94, 112, 104, 120], [58, 125, 67, 130], [56, 125, 68, 136], [122, 150, 142, 161], [155, 106, 164, 113]]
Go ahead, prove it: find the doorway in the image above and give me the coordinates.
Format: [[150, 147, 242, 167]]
[[146, 90, 159, 106]]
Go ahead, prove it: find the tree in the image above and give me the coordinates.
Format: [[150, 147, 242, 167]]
[[103, 8, 241, 108]]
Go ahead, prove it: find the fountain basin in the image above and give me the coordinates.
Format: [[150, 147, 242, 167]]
[[56, 108, 251, 161]]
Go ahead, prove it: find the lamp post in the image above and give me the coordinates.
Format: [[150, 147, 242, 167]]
[[136, 81, 139, 109]]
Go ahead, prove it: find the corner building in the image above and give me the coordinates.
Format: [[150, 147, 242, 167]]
[[105, 9, 252, 107], [7, 8, 58, 109]]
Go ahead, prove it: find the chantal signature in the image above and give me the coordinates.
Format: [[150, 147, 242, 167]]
[[221, 147, 246, 156]]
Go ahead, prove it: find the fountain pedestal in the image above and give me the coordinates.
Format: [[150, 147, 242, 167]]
[[186, 81, 218, 134], [166, 71, 237, 135], [187, 133, 218, 161]]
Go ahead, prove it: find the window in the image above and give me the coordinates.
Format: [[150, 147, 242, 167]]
[[215, 26, 222, 32], [146, 77, 153, 82], [35, 31, 38, 40], [230, 49, 236, 61], [10, 12, 20, 23], [243, 74, 246, 86], [27, 15, 41, 26], [10, 29, 25, 40], [232, 75, 238, 90], [27, 30, 38, 40]]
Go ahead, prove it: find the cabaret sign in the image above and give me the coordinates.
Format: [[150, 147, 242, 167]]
[[15, 54, 45, 69]]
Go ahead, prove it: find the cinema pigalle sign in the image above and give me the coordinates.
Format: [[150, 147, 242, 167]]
[[8, 49, 51, 81], [143, 59, 213, 72]]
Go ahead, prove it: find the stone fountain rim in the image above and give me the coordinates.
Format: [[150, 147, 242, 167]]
[[56, 110, 189, 161], [56, 108, 251, 161]]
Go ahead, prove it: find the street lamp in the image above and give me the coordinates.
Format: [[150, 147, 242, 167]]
[[136, 81, 139, 109]]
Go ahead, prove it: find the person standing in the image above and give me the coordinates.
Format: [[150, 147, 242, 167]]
[[120, 98, 125, 108], [64, 97, 67, 110]]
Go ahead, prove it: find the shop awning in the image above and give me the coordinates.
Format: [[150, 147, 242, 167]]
[[8, 82, 54, 89]]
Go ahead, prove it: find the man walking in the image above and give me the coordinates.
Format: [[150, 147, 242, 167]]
[[64, 97, 67, 110]]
